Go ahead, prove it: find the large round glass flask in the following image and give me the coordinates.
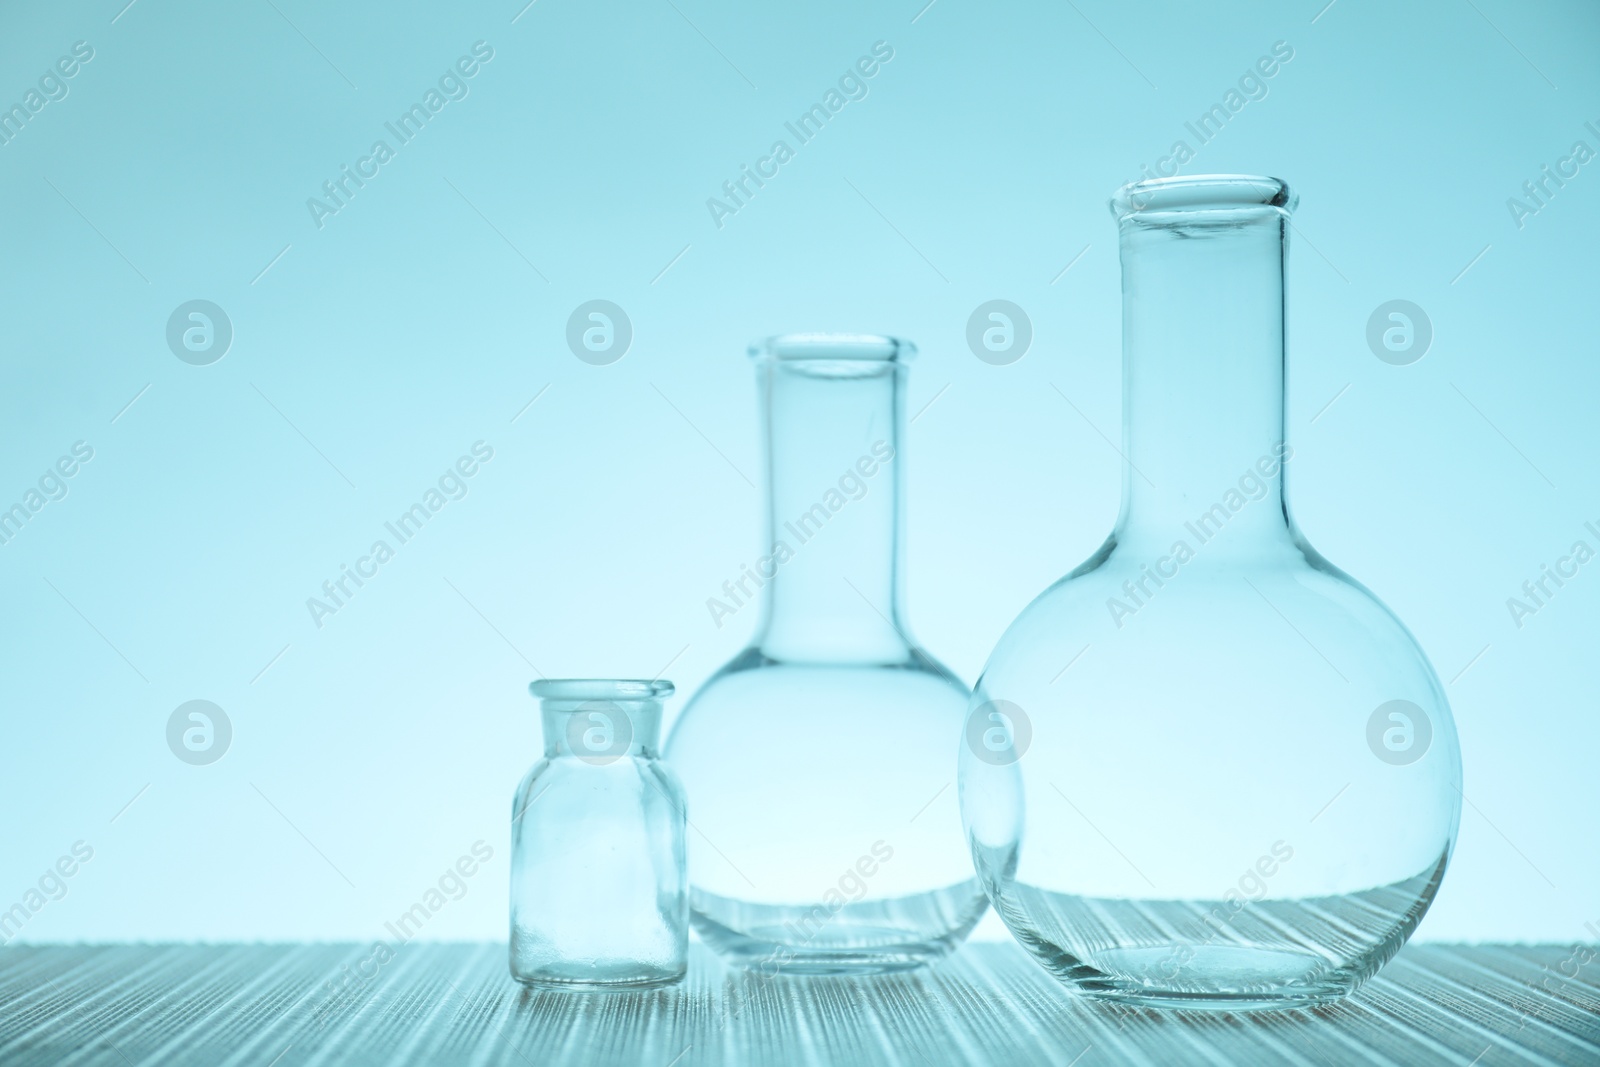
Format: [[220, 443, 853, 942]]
[[960, 176, 1462, 1010], [665, 334, 988, 975]]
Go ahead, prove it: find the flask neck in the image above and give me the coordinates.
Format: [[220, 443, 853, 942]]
[[748, 354, 911, 662], [1114, 202, 1294, 554]]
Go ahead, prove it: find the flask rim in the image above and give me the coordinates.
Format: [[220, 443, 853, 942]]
[[529, 678, 674, 701], [749, 333, 916, 363], [1111, 174, 1296, 220]]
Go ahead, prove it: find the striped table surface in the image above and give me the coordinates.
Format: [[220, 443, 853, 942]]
[[1, 943, 1596, 1066]]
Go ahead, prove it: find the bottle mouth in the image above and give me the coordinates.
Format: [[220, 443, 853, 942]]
[[750, 333, 916, 363], [529, 679, 674, 702], [1111, 175, 1295, 220]]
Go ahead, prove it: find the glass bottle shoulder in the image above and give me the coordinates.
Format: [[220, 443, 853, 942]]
[[512, 754, 686, 817], [677, 642, 968, 706], [664, 643, 972, 766], [982, 527, 1448, 708]]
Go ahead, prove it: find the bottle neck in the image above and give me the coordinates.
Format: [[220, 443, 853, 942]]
[[750, 358, 911, 662], [541, 701, 661, 762], [1115, 208, 1293, 554]]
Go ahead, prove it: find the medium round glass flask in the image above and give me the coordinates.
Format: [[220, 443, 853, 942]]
[[665, 334, 988, 974], [960, 176, 1462, 1010]]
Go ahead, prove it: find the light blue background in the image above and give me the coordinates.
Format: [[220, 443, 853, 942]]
[[1, 0, 1595, 944]]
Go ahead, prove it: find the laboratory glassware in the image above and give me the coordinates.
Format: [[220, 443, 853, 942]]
[[665, 334, 988, 975], [511, 679, 688, 988], [959, 176, 1462, 1010]]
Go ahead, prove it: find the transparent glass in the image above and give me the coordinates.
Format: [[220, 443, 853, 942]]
[[665, 334, 988, 975], [510, 679, 688, 989], [960, 176, 1463, 1010]]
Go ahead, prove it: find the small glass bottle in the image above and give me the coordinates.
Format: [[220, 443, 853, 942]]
[[960, 176, 1462, 1010], [665, 334, 988, 975], [510, 679, 687, 989]]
